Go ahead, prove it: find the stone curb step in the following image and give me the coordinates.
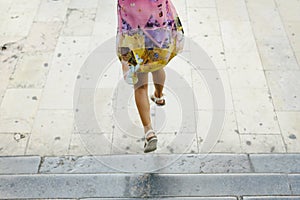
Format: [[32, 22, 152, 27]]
[[4, 197, 300, 200], [1, 154, 300, 199], [0, 173, 299, 199], [85, 198, 300, 200], [1, 154, 300, 174], [87, 198, 300, 200]]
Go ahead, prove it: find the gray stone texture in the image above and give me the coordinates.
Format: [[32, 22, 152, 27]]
[[0, 156, 40, 174], [289, 174, 300, 194], [250, 154, 300, 173], [39, 154, 252, 173], [83, 198, 238, 200], [0, 174, 292, 199], [243, 196, 300, 200]]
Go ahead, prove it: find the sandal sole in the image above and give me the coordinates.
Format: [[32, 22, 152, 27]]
[[144, 138, 158, 153]]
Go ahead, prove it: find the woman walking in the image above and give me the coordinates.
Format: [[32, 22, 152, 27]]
[[116, 0, 184, 153]]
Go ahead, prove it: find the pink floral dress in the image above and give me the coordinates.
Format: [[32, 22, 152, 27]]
[[116, 0, 184, 73]]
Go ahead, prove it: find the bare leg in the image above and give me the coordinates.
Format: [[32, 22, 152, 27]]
[[134, 72, 155, 139], [151, 68, 166, 104]]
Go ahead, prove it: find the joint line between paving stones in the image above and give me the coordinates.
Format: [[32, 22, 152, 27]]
[[37, 156, 44, 174], [245, 0, 289, 153], [287, 175, 294, 195], [273, 0, 300, 70], [247, 154, 255, 173], [214, 0, 243, 151]]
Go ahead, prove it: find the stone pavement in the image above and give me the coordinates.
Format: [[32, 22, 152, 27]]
[[1, 0, 300, 156], [0, 3, 300, 199], [1, 154, 300, 199]]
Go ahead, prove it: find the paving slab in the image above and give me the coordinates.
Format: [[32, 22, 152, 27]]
[[148, 174, 291, 196], [0, 156, 40, 174], [0, 133, 29, 156], [240, 134, 286, 153], [265, 71, 300, 111], [83, 198, 237, 200], [250, 154, 300, 173], [277, 112, 300, 153], [288, 174, 300, 194], [0, 198, 237, 200], [39, 154, 251, 174], [243, 196, 300, 200], [0, 174, 291, 199]]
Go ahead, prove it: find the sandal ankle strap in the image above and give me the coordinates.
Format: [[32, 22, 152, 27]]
[[145, 130, 156, 139], [153, 93, 165, 101]]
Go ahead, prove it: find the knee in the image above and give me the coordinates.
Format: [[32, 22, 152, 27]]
[[152, 69, 165, 77], [135, 84, 148, 92]]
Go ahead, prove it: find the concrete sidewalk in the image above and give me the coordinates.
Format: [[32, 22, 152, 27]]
[[0, 0, 300, 156]]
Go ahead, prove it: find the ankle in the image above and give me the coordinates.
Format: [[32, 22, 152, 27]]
[[144, 125, 156, 140], [155, 91, 163, 98], [144, 124, 153, 133]]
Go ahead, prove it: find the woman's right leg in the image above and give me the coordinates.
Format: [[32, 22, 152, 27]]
[[134, 72, 158, 153], [134, 72, 153, 136]]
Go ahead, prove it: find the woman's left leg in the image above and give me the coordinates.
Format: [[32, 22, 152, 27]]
[[151, 68, 166, 105]]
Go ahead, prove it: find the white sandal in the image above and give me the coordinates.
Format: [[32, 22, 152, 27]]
[[150, 93, 166, 106], [144, 130, 158, 153]]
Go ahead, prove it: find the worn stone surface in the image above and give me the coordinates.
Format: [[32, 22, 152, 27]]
[[240, 134, 286, 153], [0, 156, 40, 174], [250, 154, 300, 173], [277, 112, 300, 152], [243, 197, 300, 200], [0, 133, 29, 156], [0, 174, 291, 199], [39, 154, 251, 174], [289, 174, 300, 194], [149, 174, 291, 196], [265, 71, 300, 111], [83, 198, 237, 200], [0, 0, 300, 157]]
